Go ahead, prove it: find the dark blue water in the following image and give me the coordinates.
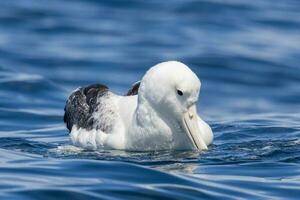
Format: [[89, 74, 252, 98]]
[[1, 0, 300, 199]]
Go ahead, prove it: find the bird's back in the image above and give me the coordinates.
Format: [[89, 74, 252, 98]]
[[64, 82, 140, 133], [64, 84, 116, 133]]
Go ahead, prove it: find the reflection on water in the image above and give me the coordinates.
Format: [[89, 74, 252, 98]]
[[0, 0, 300, 199]]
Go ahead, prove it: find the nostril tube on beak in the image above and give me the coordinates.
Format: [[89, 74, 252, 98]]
[[182, 104, 208, 150]]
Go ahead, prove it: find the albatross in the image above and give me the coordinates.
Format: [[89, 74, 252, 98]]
[[64, 61, 213, 151]]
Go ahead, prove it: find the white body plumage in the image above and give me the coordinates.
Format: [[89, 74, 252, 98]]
[[68, 61, 213, 151]]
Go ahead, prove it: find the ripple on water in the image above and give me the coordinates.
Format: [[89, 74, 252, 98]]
[[0, 0, 300, 199]]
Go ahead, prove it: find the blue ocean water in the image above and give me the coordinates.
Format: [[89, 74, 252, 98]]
[[0, 0, 300, 199]]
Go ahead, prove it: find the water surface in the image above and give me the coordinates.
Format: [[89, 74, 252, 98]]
[[0, 0, 300, 199]]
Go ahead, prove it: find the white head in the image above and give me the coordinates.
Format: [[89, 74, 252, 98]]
[[138, 61, 208, 150]]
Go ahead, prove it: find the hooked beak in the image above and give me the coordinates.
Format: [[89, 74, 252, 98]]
[[182, 104, 208, 150]]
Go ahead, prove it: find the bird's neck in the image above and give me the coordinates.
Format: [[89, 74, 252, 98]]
[[126, 97, 173, 150], [134, 98, 168, 132], [128, 96, 196, 150]]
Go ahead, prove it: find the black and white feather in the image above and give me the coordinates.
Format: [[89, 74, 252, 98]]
[[64, 82, 140, 133]]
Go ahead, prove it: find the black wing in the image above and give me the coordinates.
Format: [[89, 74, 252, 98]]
[[64, 81, 140, 132], [126, 81, 140, 96], [64, 84, 109, 132]]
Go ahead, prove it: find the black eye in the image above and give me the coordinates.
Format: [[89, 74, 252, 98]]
[[177, 90, 183, 96]]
